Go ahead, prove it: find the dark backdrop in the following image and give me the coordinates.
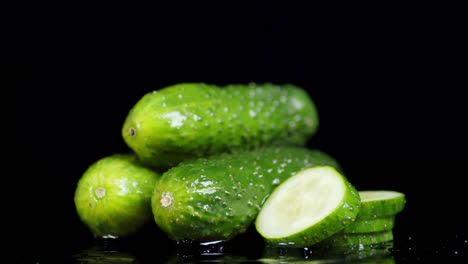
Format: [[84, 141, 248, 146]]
[[12, 1, 466, 262]]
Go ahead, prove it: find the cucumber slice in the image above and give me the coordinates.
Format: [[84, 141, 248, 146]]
[[339, 216, 395, 234], [255, 166, 361, 247], [315, 230, 394, 248], [357, 190, 406, 219]]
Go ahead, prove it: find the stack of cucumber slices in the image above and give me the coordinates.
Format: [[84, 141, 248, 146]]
[[255, 166, 406, 252]]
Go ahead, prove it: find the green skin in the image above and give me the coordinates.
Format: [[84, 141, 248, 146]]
[[122, 83, 319, 169], [74, 153, 160, 238], [151, 146, 341, 242], [340, 216, 395, 234], [356, 191, 406, 219], [316, 230, 394, 248]]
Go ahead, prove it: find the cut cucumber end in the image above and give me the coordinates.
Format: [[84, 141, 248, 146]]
[[255, 166, 361, 247], [357, 190, 406, 219]]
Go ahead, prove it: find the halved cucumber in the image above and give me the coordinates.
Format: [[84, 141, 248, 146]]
[[357, 190, 406, 219], [255, 166, 361, 247], [315, 230, 394, 248], [339, 216, 395, 234]]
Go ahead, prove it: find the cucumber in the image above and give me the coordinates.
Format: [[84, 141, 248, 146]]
[[356, 190, 406, 219], [339, 216, 395, 234], [122, 82, 319, 168], [315, 230, 394, 248], [151, 146, 341, 242], [74, 153, 160, 238], [255, 166, 361, 247]]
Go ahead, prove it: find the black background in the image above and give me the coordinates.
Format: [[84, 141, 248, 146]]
[[12, 1, 467, 263]]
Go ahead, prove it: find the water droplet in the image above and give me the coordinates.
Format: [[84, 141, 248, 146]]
[[272, 178, 280, 185], [247, 201, 253, 206], [237, 194, 243, 199]]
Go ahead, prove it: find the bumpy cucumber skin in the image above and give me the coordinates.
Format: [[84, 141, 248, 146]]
[[356, 191, 406, 219], [151, 146, 340, 242], [315, 230, 394, 248], [259, 166, 362, 248], [122, 83, 319, 168], [74, 154, 160, 238], [339, 216, 395, 234]]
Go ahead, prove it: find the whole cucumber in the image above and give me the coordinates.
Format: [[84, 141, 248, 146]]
[[151, 146, 341, 242], [122, 83, 318, 168]]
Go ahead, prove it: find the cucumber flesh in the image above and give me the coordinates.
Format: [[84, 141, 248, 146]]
[[357, 190, 406, 219], [339, 216, 395, 234], [255, 166, 361, 247]]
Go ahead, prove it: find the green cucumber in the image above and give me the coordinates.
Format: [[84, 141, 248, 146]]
[[122, 82, 319, 168], [339, 216, 395, 234], [255, 166, 361, 247], [315, 230, 394, 248], [356, 190, 406, 219], [74, 153, 160, 238], [151, 146, 341, 242]]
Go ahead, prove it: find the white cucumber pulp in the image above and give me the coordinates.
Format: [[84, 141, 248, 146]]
[[255, 166, 361, 247]]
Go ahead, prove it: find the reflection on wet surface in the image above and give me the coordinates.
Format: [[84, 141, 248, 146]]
[[72, 239, 395, 264]]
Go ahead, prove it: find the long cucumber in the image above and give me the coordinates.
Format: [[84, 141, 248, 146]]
[[151, 146, 341, 242], [122, 83, 319, 168]]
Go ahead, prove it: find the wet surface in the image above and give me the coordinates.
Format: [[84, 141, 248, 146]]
[[16, 227, 467, 264]]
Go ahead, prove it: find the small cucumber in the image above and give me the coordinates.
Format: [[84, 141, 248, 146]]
[[122, 83, 319, 168], [74, 153, 160, 238], [339, 216, 395, 234], [356, 190, 406, 219], [255, 166, 361, 247], [151, 146, 341, 242], [315, 230, 394, 248]]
